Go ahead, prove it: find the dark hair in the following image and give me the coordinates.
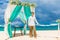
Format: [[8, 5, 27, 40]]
[[31, 12, 34, 14]]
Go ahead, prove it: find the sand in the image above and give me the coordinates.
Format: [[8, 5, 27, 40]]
[[0, 30, 60, 40]]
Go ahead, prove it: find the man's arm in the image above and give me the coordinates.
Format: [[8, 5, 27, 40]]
[[34, 15, 40, 25]]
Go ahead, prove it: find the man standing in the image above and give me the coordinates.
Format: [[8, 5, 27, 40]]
[[28, 12, 39, 38]]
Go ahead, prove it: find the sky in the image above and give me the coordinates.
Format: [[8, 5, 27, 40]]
[[0, 0, 60, 25]]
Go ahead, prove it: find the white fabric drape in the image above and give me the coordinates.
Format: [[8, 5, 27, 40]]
[[4, 3, 16, 38]]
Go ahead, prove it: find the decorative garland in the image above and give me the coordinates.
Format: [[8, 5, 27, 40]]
[[56, 19, 60, 23], [9, 0, 36, 7]]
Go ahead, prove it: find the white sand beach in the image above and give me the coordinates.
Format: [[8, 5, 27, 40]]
[[0, 30, 60, 40]]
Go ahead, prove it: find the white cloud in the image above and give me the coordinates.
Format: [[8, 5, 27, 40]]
[[36, 13, 49, 19], [0, 8, 5, 15], [52, 10, 60, 14], [39, 0, 60, 8], [11, 21, 22, 25], [40, 0, 58, 4], [0, 15, 4, 19]]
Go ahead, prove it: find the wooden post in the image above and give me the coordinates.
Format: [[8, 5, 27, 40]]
[[56, 19, 60, 39]]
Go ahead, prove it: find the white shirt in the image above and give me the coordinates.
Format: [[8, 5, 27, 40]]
[[28, 15, 38, 26]]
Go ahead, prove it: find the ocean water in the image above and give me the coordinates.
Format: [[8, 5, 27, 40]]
[[0, 25, 58, 31]]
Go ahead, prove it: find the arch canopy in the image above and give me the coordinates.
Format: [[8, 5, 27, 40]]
[[5, 4, 32, 38]]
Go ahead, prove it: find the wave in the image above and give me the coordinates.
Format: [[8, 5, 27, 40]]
[[37, 23, 58, 26], [0, 25, 4, 27], [0, 23, 58, 27]]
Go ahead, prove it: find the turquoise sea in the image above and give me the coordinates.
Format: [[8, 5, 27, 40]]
[[0, 25, 58, 31]]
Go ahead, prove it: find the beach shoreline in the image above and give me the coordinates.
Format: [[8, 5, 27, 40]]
[[0, 30, 60, 40]]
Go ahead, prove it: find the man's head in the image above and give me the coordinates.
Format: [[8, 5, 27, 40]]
[[31, 12, 34, 16]]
